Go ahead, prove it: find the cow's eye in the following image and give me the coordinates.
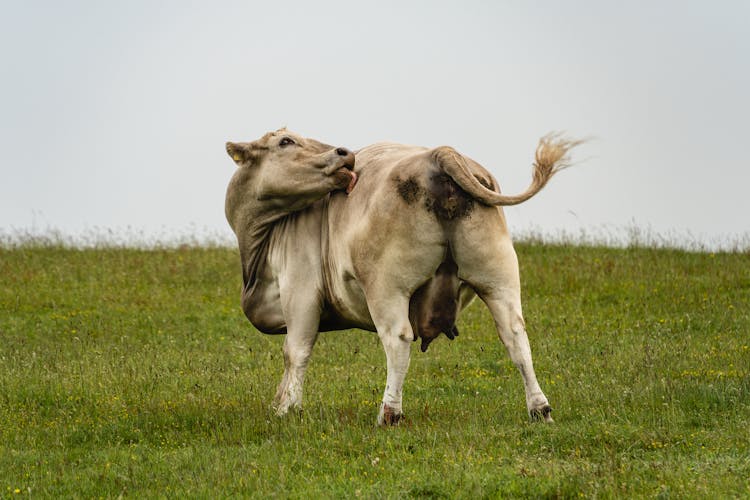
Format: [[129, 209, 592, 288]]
[[279, 137, 295, 147]]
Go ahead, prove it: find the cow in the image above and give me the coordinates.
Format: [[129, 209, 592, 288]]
[[225, 128, 579, 425]]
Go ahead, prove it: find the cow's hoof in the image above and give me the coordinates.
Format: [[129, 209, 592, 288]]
[[378, 403, 404, 426], [529, 405, 553, 423], [274, 406, 289, 417], [274, 400, 303, 418]]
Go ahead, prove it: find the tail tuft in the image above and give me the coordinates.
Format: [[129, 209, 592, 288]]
[[434, 133, 583, 207], [531, 134, 584, 190]]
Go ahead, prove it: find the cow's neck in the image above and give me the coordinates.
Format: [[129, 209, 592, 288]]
[[236, 208, 286, 288], [237, 198, 327, 290]]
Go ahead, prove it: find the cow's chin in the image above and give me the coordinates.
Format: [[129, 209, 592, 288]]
[[332, 167, 358, 194]]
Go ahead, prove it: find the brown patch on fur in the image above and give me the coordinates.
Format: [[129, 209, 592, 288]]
[[396, 176, 421, 205], [425, 173, 473, 220], [395, 173, 473, 220]]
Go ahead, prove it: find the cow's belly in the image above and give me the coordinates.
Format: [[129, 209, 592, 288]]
[[323, 272, 376, 331], [242, 279, 287, 334]]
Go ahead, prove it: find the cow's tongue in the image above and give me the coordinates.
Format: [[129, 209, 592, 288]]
[[346, 170, 358, 194]]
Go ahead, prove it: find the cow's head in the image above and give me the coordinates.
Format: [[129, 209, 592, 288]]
[[226, 128, 357, 206]]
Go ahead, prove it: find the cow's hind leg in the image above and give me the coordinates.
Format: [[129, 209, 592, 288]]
[[481, 288, 553, 422], [366, 294, 414, 426], [452, 220, 553, 422]]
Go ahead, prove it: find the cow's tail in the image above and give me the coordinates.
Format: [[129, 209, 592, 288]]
[[433, 134, 582, 206]]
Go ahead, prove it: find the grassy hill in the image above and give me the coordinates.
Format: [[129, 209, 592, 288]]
[[1, 243, 748, 497]]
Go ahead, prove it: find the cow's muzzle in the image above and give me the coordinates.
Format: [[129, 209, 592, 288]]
[[335, 147, 355, 169], [329, 147, 357, 193]]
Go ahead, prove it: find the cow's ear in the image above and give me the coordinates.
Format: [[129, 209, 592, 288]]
[[226, 142, 253, 166]]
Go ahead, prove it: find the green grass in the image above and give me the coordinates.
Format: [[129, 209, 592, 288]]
[[1, 242, 749, 497]]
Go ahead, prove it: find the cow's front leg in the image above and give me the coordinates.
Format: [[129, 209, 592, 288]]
[[273, 304, 320, 416], [274, 331, 318, 415]]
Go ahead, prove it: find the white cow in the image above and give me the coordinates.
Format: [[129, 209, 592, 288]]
[[225, 128, 579, 425]]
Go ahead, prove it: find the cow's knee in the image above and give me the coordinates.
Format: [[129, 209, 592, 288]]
[[503, 315, 531, 360], [379, 326, 414, 348]]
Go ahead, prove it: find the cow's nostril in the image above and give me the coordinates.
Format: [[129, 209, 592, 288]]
[[336, 147, 350, 157]]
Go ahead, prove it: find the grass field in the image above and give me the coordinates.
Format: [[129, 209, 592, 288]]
[[1, 242, 748, 497]]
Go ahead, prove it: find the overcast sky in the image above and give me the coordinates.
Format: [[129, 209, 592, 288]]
[[1, 1, 748, 248]]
